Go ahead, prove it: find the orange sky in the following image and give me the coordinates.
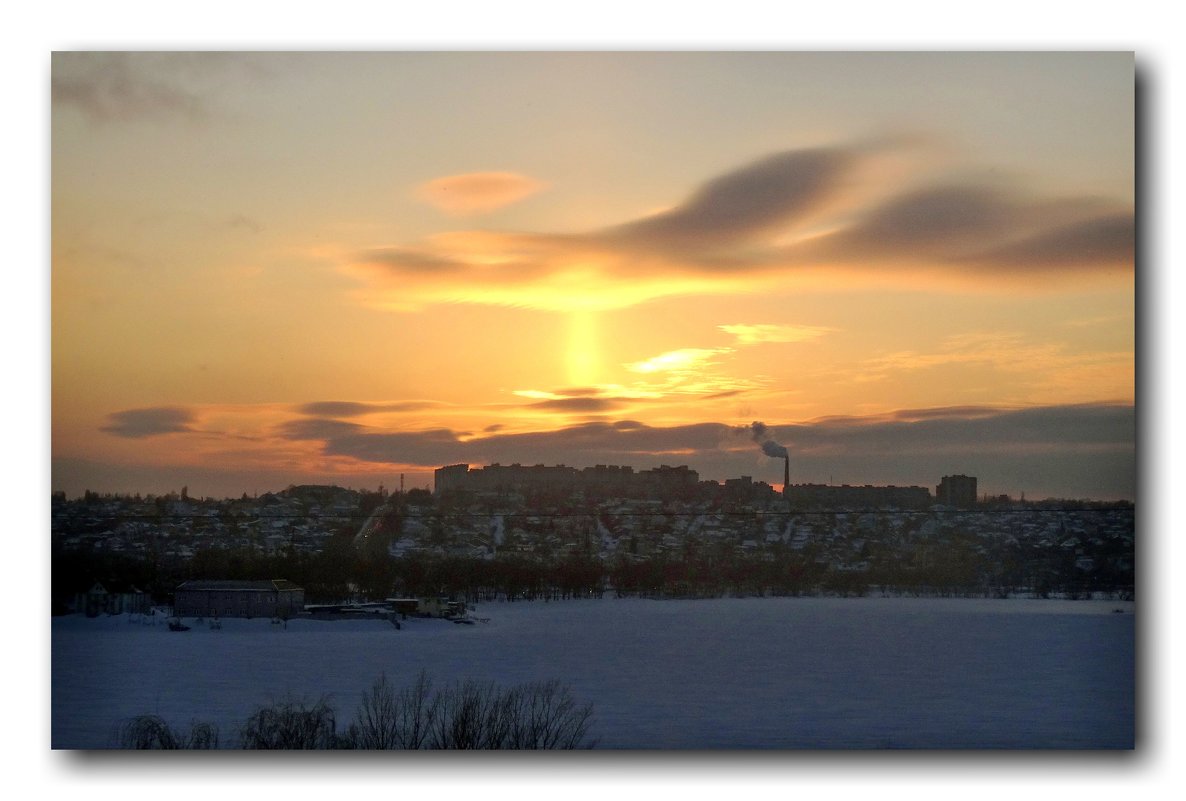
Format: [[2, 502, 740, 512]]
[[51, 52, 1135, 499]]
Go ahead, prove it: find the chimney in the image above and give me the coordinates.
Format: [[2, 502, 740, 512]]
[[784, 455, 790, 491]]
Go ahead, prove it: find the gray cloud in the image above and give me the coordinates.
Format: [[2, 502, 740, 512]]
[[801, 184, 1132, 276], [53, 53, 207, 123], [276, 418, 366, 441], [484, 421, 731, 458], [101, 407, 196, 438], [52, 52, 273, 125], [322, 428, 467, 465], [600, 148, 853, 255], [272, 402, 1133, 500], [769, 404, 1134, 499], [960, 213, 1134, 271], [889, 405, 1008, 422], [346, 143, 1132, 312], [70, 402, 1135, 500], [824, 185, 1021, 257], [284, 419, 730, 468], [766, 403, 1133, 456], [528, 397, 625, 413], [355, 248, 474, 275], [226, 214, 263, 234]]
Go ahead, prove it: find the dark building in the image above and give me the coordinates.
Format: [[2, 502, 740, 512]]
[[935, 474, 978, 507], [173, 579, 305, 619]]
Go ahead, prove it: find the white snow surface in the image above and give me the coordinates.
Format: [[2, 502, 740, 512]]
[[51, 596, 1134, 749]]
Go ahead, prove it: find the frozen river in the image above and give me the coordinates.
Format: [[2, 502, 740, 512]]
[[51, 595, 1134, 749]]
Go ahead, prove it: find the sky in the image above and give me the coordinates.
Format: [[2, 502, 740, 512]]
[[50, 51, 1135, 500]]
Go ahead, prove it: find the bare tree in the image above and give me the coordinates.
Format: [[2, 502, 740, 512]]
[[423, 677, 594, 749], [428, 679, 497, 749], [116, 673, 595, 750], [507, 679, 596, 749], [115, 715, 220, 749], [393, 669, 439, 748], [345, 672, 401, 749], [238, 696, 338, 749]]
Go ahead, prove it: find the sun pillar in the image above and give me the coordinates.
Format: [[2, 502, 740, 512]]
[[567, 311, 600, 386]]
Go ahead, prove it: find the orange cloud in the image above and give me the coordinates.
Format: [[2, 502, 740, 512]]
[[416, 171, 547, 216]]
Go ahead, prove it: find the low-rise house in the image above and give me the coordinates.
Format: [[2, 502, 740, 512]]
[[76, 581, 151, 617]]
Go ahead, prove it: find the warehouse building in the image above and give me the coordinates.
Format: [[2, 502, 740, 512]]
[[173, 579, 305, 619]]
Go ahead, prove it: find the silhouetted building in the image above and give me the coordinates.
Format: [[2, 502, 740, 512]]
[[433, 462, 699, 499], [936, 474, 978, 508], [434, 463, 473, 495], [724, 475, 778, 503], [785, 483, 932, 510], [637, 464, 699, 494]]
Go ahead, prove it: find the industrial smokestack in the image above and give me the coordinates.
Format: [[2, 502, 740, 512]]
[[750, 420, 790, 486]]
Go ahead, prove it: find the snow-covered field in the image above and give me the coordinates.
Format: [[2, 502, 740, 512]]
[[51, 596, 1134, 749]]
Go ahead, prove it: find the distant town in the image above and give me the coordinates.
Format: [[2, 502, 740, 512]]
[[53, 461, 1134, 616]]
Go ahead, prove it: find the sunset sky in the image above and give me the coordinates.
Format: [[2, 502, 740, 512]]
[[51, 51, 1135, 500]]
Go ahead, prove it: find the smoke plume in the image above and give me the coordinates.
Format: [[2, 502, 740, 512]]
[[761, 440, 789, 459], [751, 421, 789, 458]]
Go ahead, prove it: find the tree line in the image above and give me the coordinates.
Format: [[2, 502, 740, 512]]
[[55, 532, 1133, 611]]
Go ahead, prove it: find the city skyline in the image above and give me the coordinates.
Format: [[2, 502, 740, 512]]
[[52, 52, 1135, 500]]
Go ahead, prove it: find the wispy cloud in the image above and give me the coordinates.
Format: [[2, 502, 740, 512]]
[[416, 172, 547, 216], [624, 347, 734, 374], [860, 332, 1064, 377], [511, 347, 764, 407], [857, 332, 1133, 399], [719, 323, 836, 345], [511, 377, 753, 416]]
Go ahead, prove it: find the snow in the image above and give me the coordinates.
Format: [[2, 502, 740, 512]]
[[51, 596, 1134, 749]]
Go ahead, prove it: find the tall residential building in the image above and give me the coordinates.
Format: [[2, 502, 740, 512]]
[[936, 474, 978, 507]]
